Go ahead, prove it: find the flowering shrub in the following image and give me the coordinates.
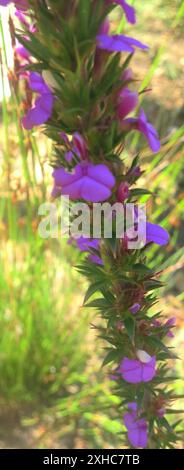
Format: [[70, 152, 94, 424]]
[[2, 0, 181, 448]]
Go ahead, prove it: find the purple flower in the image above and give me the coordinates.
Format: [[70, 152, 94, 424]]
[[15, 44, 30, 61], [96, 34, 148, 54], [119, 355, 156, 383], [125, 207, 169, 247], [146, 222, 169, 246], [130, 165, 141, 178], [15, 10, 36, 64], [59, 132, 88, 163], [22, 72, 54, 130], [76, 237, 99, 252], [52, 162, 115, 202], [116, 87, 138, 120], [28, 72, 50, 94], [137, 109, 161, 152], [165, 317, 176, 338], [165, 316, 176, 328], [108, 1, 136, 24], [124, 402, 148, 448], [152, 316, 176, 338], [129, 303, 141, 314], [15, 8, 29, 25], [73, 132, 88, 160], [122, 109, 161, 153], [76, 237, 103, 265]]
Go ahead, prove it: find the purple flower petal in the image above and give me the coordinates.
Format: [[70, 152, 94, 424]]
[[75, 237, 103, 265], [29, 72, 50, 94], [112, 0, 136, 24], [119, 356, 156, 383], [15, 44, 30, 60], [124, 404, 148, 448], [128, 422, 148, 448], [165, 317, 176, 327], [124, 411, 137, 430], [52, 163, 115, 202], [129, 303, 141, 314], [87, 163, 115, 187], [22, 92, 53, 130], [146, 222, 169, 246], [96, 34, 148, 54], [142, 356, 156, 382], [76, 237, 99, 252], [137, 109, 161, 153], [122, 108, 161, 153], [80, 177, 112, 202], [119, 358, 143, 383], [127, 402, 138, 412]]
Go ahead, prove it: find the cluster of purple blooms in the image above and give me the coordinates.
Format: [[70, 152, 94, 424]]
[[22, 72, 54, 130], [1, 0, 176, 448]]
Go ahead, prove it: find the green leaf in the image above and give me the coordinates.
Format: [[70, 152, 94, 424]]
[[132, 263, 153, 274], [124, 317, 135, 341], [130, 188, 152, 197], [102, 349, 118, 367], [83, 281, 104, 304]]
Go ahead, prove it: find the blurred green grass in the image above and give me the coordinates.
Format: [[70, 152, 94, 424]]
[[0, 0, 183, 448]]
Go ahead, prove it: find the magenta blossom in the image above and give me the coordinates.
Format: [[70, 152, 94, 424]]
[[124, 402, 148, 448], [15, 9, 36, 63], [122, 108, 161, 153], [108, 0, 136, 24], [52, 162, 115, 203], [60, 132, 88, 163], [119, 355, 156, 383], [22, 72, 54, 130], [117, 87, 138, 120], [117, 88, 138, 120], [96, 34, 148, 54], [15, 44, 30, 61], [117, 181, 130, 202], [73, 133, 88, 160]]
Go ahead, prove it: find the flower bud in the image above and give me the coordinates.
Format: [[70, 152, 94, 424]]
[[136, 349, 152, 363]]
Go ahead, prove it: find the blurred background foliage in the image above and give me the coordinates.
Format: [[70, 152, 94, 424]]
[[0, 0, 183, 448]]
